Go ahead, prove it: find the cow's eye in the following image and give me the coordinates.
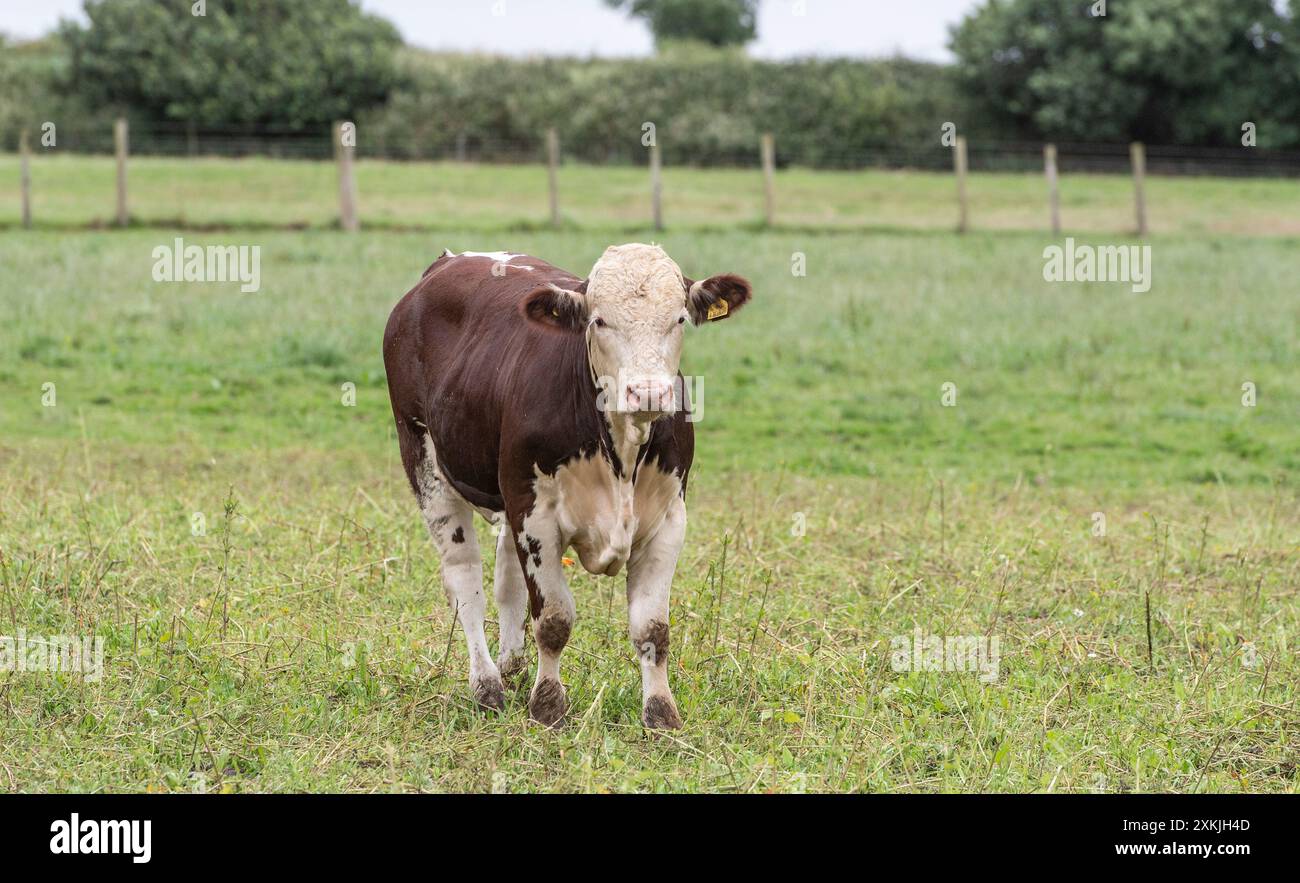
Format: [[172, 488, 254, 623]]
[[593, 317, 606, 328], [677, 315, 686, 325]]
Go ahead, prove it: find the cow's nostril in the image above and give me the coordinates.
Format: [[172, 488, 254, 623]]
[[626, 381, 674, 412]]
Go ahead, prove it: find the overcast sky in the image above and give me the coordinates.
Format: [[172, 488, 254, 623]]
[[3, 0, 982, 61]]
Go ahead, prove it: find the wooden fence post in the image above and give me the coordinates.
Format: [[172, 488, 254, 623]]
[[1044, 143, 1060, 235], [649, 141, 663, 232], [335, 121, 359, 233], [760, 132, 776, 227], [546, 127, 561, 228], [954, 135, 969, 233], [20, 128, 31, 229], [114, 118, 129, 226], [1130, 141, 1147, 236]]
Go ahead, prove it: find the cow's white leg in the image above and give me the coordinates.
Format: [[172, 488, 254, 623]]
[[493, 525, 529, 682], [417, 443, 503, 711], [626, 494, 686, 729], [513, 509, 574, 728]]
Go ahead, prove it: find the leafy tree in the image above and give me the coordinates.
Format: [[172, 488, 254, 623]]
[[0, 35, 113, 149], [59, 0, 402, 129], [605, 0, 758, 48], [949, 0, 1297, 146]]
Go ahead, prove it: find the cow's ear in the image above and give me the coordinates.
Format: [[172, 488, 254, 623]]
[[523, 283, 589, 331], [685, 274, 753, 325]]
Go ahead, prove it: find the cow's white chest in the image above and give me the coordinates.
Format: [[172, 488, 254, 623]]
[[527, 454, 681, 577]]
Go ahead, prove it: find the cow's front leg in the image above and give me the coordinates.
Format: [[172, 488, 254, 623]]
[[512, 515, 574, 728], [492, 525, 529, 683], [626, 495, 686, 729], [418, 470, 503, 711]]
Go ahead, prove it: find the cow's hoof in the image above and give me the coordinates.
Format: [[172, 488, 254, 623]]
[[528, 678, 567, 728], [642, 695, 682, 730], [497, 649, 528, 684], [473, 675, 506, 712]]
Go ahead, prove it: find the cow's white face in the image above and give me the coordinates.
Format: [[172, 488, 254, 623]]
[[524, 242, 753, 423], [586, 244, 690, 419]]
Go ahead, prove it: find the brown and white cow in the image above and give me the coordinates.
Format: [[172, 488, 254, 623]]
[[383, 244, 752, 728]]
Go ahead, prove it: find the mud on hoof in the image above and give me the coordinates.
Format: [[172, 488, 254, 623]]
[[473, 675, 506, 712], [497, 649, 528, 684], [528, 678, 568, 728], [642, 694, 682, 730]]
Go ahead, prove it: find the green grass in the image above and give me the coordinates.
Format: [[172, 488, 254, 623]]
[[3, 153, 1300, 237], [0, 179, 1297, 791], [4, 229, 1297, 486]]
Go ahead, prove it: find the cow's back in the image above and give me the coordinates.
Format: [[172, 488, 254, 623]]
[[383, 252, 598, 511]]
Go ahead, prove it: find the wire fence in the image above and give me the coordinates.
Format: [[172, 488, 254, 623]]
[[25, 122, 1300, 178], [7, 119, 1300, 235]]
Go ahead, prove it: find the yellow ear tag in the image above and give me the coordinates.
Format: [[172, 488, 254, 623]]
[[706, 299, 729, 321]]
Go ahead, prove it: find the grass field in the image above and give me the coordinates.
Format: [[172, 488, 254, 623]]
[[0, 158, 1297, 792]]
